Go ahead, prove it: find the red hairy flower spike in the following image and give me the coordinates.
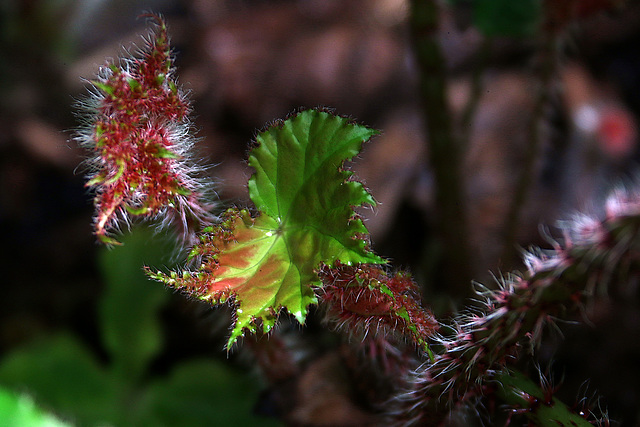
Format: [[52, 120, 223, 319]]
[[77, 15, 212, 244]]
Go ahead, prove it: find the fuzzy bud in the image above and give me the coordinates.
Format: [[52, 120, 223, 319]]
[[317, 262, 439, 356]]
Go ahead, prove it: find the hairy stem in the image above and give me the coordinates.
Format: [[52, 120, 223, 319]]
[[390, 189, 640, 425]]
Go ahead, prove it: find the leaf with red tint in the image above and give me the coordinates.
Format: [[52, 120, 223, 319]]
[[149, 110, 385, 348]]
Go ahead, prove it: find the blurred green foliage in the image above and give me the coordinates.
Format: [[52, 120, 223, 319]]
[[0, 227, 280, 426], [449, 0, 542, 37], [473, 0, 541, 37], [0, 386, 71, 427]]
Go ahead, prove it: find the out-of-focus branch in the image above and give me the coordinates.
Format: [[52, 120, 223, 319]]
[[501, 28, 559, 266], [460, 36, 492, 149], [409, 0, 472, 299]]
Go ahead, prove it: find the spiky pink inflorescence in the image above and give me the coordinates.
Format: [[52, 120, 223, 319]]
[[77, 15, 213, 244], [389, 188, 640, 426]]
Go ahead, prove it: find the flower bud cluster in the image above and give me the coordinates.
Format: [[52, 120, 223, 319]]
[[77, 15, 213, 244]]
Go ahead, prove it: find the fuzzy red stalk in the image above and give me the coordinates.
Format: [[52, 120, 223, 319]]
[[77, 15, 212, 244], [317, 262, 439, 355]]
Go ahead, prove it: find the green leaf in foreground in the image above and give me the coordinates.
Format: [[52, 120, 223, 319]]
[[150, 109, 385, 348], [0, 334, 120, 425], [0, 386, 72, 427]]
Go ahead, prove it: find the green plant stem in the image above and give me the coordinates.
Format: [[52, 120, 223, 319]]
[[501, 29, 559, 266], [409, 0, 472, 298]]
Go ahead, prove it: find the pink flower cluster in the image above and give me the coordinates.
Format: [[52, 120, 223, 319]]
[[78, 15, 212, 244]]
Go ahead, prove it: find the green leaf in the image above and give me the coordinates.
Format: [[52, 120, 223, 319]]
[[133, 359, 281, 427], [127, 78, 142, 92], [124, 205, 151, 215], [85, 173, 105, 187], [99, 226, 173, 381], [98, 233, 123, 246], [152, 110, 385, 347], [93, 80, 115, 96], [0, 334, 120, 426], [0, 386, 72, 427], [153, 145, 181, 159]]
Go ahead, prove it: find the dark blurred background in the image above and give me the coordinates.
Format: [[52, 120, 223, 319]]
[[2, 0, 640, 425]]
